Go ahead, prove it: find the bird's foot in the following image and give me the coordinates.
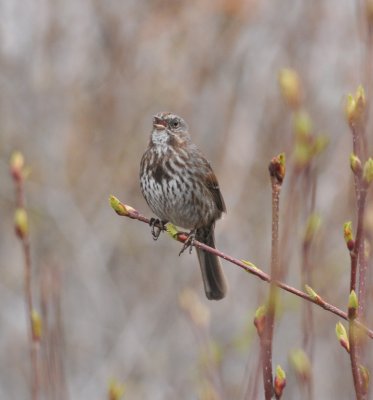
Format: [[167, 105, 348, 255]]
[[149, 218, 166, 240], [179, 229, 196, 256]]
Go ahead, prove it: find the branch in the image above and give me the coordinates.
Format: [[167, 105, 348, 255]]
[[109, 195, 373, 340], [10, 152, 41, 400], [259, 153, 285, 400], [348, 291, 366, 400]]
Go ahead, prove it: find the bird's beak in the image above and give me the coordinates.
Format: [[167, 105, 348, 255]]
[[153, 116, 167, 130]]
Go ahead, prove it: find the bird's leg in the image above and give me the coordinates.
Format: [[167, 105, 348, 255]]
[[179, 229, 196, 255], [149, 218, 167, 240]]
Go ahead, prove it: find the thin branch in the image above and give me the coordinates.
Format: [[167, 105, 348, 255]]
[[11, 153, 40, 400], [349, 320, 365, 400], [346, 82, 370, 399], [260, 155, 284, 400], [109, 196, 373, 339], [355, 188, 368, 309]]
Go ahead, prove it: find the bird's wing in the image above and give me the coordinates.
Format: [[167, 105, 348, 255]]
[[203, 169, 226, 213]]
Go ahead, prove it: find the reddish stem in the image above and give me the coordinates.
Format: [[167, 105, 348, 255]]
[[13, 178, 40, 400], [260, 177, 282, 399], [113, 201, 373, 339], [349, 320, 365, 400]]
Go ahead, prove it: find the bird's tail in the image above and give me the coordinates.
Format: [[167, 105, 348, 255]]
[[196, 225, 227, 300]]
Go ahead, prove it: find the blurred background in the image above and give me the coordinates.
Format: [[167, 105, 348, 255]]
[[1, 0, 373, 399]]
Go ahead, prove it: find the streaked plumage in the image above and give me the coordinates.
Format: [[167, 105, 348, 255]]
[[140, 112, 227, 300]]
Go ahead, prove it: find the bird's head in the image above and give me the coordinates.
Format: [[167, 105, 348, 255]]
[[151, 112, 190, 146]]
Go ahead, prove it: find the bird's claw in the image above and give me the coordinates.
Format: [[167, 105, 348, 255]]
[[149, 218, 166, 240], [179, 230, 196, 256]]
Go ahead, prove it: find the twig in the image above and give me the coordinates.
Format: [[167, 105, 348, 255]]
[[351, 169, 369, 398], [355, 188, 368, 307], [10, 152, 40, 400], [348, 290, 365, 400], [347, 88, 369, 317], [109, 196, 373, 339], [349, 322, 364, 400], [346, 84, 371, 399], [260, 154, 285, 400]]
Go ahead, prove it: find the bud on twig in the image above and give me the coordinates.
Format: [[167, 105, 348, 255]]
[[278, 68, 302, 108], [14, 208, 28, 239], [241, 259, 262, 273], [10, 151, 25, 182], [108, 379, 125, 400], [274, 365, 286, 399], [345, 85, 366, 127], [269, 153, 286, 185], [304, 284, 322, 304], [293, 110, 312, 140], [358, 365, 370, 395], [343, 221, 355, 251], [31, 310, 42, 342], [109, 195, 130, 216], [363, 158, 373, 186], [166, 223, 179, 240], [348, 290, 358, 320], [254, 305, 267, 337], [350, 153, 363, 177], [335, 322, 350, 353], [289, 348, 311, 383]]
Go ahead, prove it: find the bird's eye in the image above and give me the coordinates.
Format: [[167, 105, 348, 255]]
[[171, 119, 180, 129]]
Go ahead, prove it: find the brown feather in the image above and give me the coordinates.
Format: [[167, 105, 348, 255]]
[[204, 171, 226, 213]]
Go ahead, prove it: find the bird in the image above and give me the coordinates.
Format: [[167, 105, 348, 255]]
[[139, 112, 227, 300]]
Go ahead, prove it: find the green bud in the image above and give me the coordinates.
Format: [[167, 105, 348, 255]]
[[294, 111, 312, 140], [350, 153, 362, 176], [10, 151, 25, 181], [254, 305, 267, 337], [165, 223, 179, 240], [359, 365, 370, 395], [355, 85, 366, 110], [108, 379, 125, 400], [31, 310, 42, 341], [363, 158, 373, 185], [278, 68, 301, 108], [335, 322, 349, 353], [343, 221, 355, 251], [304, 284, 320, 302], [348, 290, 358, 320], [345, 85, 366, 126], [289, 348, 311, 382], [109, 195, 130, 216], [14, 208, 28, 239], [241, 260, 262, 272], [274, 365, 286, 399], [295, 142, 312, 168], [345, 94, 357, 124]]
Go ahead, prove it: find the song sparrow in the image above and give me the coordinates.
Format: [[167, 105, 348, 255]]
[[140, 112, 228, 300]]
